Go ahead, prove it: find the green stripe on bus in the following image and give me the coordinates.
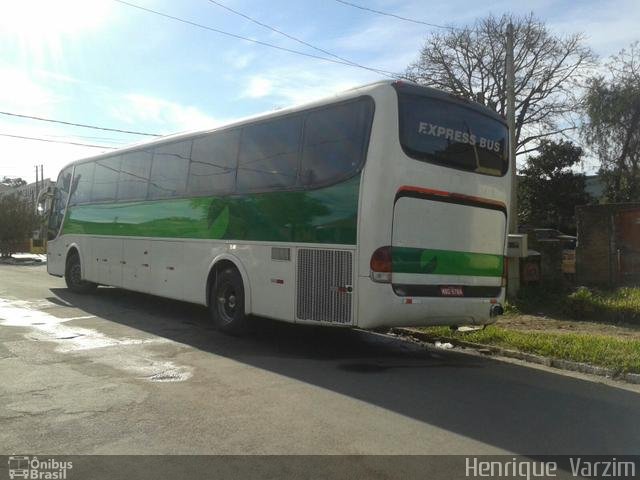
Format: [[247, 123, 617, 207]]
[[62, 176, 360, 245], [392, 247, 504, 277]]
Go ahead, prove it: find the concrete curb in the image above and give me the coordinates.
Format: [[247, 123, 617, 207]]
[[391, 327, 640, 385], [0, 258, 45, 266], [0, 253, 46, 266]]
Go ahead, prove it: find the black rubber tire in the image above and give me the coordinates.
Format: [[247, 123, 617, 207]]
[[210, 267, 247, 334], [64, 252, 97, 294]]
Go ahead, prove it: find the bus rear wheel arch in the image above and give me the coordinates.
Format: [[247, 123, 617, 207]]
[[208, 263, 248, 334], [64, 249, 97, 294]]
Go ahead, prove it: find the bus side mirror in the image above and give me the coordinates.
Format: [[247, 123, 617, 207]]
[[36, 186, 55, 217]]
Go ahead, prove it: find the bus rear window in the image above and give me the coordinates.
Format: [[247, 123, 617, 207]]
[[398, 93, 508, 176]]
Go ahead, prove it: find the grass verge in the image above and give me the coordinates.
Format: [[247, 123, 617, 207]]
[[507, 285, 640, 325], [565, 287, 640, 324], [416, 325, 640, 374]]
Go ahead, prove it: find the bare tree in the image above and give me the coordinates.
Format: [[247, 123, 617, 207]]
[[406, 14, 595, 155]]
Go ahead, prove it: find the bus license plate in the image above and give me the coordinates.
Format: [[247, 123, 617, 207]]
[[440, 286, 464, 296]]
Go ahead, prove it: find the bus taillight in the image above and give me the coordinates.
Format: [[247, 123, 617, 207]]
[[370, 246, 392, 283]]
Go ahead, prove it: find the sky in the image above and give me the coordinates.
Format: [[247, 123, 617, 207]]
[[0, 0, 639, 184]]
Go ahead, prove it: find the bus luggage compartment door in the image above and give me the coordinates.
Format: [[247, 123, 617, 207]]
[[92, 237, 124, 287], [391, 194, 505, 296], [295, 248, 353, 325]]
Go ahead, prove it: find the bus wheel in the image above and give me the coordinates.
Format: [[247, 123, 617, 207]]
[[210, 267, 247, 334], [65, 252, 97, 294]]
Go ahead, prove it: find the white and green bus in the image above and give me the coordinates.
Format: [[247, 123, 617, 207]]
[[44, 80, 510, 333]]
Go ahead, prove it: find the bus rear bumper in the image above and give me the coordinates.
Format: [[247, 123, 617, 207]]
[[356, 277, 505, 329]]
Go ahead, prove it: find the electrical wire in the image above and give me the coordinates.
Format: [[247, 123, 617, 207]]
[[206, 0, 400, 78], [0, 110, 160, 136], [113, 0, 400, 77], [0, 133, 116, 149], [333, 0, 460, 30], [43, 133, 130, 144]]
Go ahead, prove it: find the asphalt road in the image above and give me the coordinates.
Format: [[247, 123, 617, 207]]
[[1, 264, 639, 455]]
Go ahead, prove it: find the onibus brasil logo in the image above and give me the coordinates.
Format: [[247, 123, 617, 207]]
[[8, 456, 72, 479]]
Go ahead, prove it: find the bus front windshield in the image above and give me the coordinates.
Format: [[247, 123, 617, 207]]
[[398, 93, 508, 177]]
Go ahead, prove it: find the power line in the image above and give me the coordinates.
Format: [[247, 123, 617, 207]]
[[206, 0, 400, 78], [0, 110, 160, 137], [44, 133, 130, 144], [0, 133, 117, 149], [333, 0, 458, 30], [113, 0, 399, 77]]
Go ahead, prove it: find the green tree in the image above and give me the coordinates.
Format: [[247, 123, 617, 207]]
[[406, 14, 595, 155], [583, 42, 640, 202], [0, 194, 37, 257], [518, 140, 591, 233]]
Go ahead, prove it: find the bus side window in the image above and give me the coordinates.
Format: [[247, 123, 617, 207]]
[[188, 130, 239, 196], [237, 115, 301, 192], [119, 150, 152, 201], [149, 141, 191, 199], [91, 156, 122, 203], [301, 97, 374, 187], [69, 162, 94, 205]]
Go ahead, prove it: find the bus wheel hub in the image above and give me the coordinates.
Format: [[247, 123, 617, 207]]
[[218, 291, 236, 311]]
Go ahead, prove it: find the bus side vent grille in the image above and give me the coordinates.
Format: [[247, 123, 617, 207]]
[[296, 249, 353, 324], [271, 247, 291, 261]]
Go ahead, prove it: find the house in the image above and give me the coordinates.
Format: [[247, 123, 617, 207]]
[[0, 179, 54, 203]]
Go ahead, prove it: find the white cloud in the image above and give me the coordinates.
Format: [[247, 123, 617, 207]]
[[0, 90, 231, 183], [226, 52, 256, 70], [0, 67, 109, 183], [239, 62, 378, 108], [0, 0, 112, 36], [109, 94, 226, 133], [243, 76, 274, 98], [548, 0, 640, 57], [34, 69, 83, 85], [0, 80, 229, 183], [0, 67, 62, 114]]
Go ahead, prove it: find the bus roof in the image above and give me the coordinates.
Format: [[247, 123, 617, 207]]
[[58, 80, 505, 171], [392, 81, 507, 124]]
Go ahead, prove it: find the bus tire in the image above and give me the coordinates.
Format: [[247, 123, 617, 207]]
[[65, 252, 97, 294], [210, 266, 247, 334]]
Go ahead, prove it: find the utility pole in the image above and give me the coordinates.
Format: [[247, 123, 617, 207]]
[[506, 23, 517, 233], [39, 164, 45, 248]]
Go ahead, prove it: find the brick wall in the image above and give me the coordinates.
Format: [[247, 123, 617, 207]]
[[576, 203, 640, 286]]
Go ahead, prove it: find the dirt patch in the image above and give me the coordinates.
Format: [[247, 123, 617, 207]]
[[498, 314, 640, 340]]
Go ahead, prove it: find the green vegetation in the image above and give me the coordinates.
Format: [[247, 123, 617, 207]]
[[518, 140, 591, 234], [565, 287, 640, 324], [417, 325, 640, 374], [0, 193, 37, 258], [506, 285, 640, 325], [433, 285, 640, 375], [583, 42, 640, 203], [505, 285, 566, 317]]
